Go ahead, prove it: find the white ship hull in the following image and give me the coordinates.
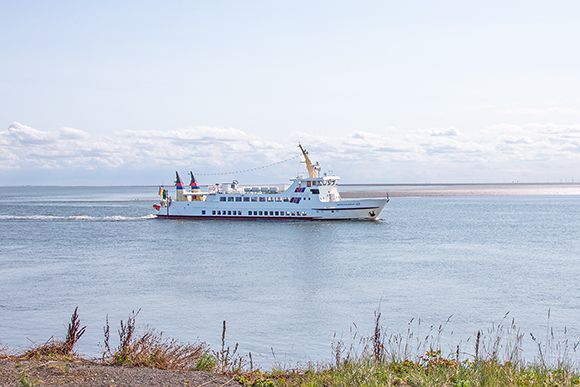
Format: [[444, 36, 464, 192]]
[[155, 197, 388, 221]]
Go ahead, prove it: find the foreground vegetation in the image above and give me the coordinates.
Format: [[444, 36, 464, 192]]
[[1, 308, 578, 386]]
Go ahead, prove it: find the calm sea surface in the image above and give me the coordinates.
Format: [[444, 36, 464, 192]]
[[0, 186, 579, 366]]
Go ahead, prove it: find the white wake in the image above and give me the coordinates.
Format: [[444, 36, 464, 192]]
[[0, 214, 157, 221]]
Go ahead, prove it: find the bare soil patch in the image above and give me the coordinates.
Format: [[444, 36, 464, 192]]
[[0, 359, 237, 386]]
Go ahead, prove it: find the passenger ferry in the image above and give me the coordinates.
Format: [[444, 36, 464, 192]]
[[153, 145, 389, 220]]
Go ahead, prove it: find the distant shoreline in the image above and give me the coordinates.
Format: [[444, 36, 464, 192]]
[[1, 182, 579, 188], [341, 183, 580, 198], [341, 182, 580, 187]]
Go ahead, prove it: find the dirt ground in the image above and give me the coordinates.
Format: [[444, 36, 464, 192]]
[[0, 359, 238, 386]]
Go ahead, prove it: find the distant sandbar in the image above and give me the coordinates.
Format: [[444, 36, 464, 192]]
[[340, 183, 580, 198]]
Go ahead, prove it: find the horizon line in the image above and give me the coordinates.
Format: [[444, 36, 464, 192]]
[[1, 182, 580, 188]]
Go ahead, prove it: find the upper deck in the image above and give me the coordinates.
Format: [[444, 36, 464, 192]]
[[173, 145, 343, 203], [182, 175, 342, 203]]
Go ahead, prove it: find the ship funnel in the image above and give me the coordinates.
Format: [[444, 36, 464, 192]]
[[175, 171, 184, 187], [189, 171, 204, 201], [189, 171, 199, 189], [175, 171, 186, 201]]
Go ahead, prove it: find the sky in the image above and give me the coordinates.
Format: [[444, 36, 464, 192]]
[[1, 0, 580, 185]]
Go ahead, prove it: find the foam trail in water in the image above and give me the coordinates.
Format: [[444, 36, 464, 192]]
[[0, 214, 157, 221]]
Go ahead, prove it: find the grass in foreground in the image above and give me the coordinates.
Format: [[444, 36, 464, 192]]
[[234, 355, 579, 386], [101, 309, 209, 370], [234, 311, 579, 386], [1, 308, 579, 386]]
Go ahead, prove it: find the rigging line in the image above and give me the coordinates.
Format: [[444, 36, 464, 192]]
[[195, 155, 300, 176]]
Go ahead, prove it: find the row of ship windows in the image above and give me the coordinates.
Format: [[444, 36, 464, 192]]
[[307, 181, 334, 186], [219, 196, 312, 202], [202, 210, 308, 217]]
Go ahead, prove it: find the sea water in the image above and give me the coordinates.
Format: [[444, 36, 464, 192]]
[[0, 186, 579, 367]]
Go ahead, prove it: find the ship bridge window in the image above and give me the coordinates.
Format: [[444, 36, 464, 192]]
[[228, 197, 234, 202], [227, 210, 232, 215], [259, 211, 263, 215], [283, 198, 289, 202], [259, 197, 266, 202], [220, 197, 226, 202], [275, 211, 279, 216], [307, 181, 312, 187], [311, 189, 320, 194], [235, 197, 242, 202], [275, 197, 282, 202], [251, 197, 258, 202], [243, 197, 250, 202], [267, 197, 273, 202]]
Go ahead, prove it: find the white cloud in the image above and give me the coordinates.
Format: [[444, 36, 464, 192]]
[[1, 121, 579, 182], [58, 127, 90, 140], [0, 122, 291, 172], [6, 121, 52, 144], [430, 128, 459, 137]]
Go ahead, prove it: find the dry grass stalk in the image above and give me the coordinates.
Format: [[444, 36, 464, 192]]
[[102, 309, 207, 370], [372, 311, 384, 363], [64, 307, 86, 354], [213, 320, 244, 373], [102, 315, 110, 361], [475, 330, 481, 362], [21, 307, 86, 360]]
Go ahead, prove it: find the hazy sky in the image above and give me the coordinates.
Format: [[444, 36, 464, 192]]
[[1, 0, 580, 185]]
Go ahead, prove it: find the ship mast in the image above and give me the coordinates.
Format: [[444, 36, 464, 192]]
[[298, 144, 320, 178]]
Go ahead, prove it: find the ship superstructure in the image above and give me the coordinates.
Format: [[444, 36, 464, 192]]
[[153, 145, 389, 220]]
